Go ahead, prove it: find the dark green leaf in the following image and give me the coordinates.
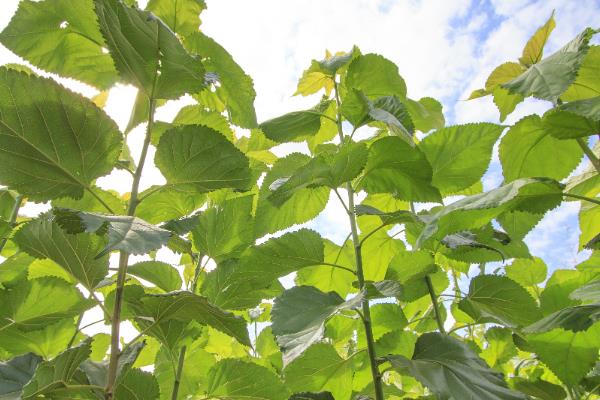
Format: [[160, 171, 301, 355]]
[[0, 353, 41, 400], [524, 304, 600, 333], [386, 333, 527, 400], [510, 378, 566, 400], [0, 68, 122, 202], [260, 100, 332, 142], [289, 392, 334, 400]]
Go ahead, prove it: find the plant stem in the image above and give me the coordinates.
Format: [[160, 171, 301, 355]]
[[563, 193, 600, 206], [105, 98, 156, 399], [333, 81, 384, 400], [171, 346, 186, 400], [576, 137, 600, 174], [425, 275, 446, 334], [0, 194, 22, 253]]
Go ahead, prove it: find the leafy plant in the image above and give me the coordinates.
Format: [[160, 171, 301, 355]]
[[0, 2, 598, 399]]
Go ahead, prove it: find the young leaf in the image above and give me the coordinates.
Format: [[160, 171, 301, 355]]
[[505, 257, 547, 288], [21, 338, 93, 399], [271, 286, 363, 364], [284, 343, 354, 400], [404, 97, 445, 133], [420, 123, 504, 194], [519, 11, 556, 66], [360, 136, 442, 202], [259, 100, 332, 142], [136, 186, 205, 224], [386, 333, 527, 400], [127, 261, 182, 292], [0, 68, 122, 202], [0, 353, 42, 399], [345, 53, 407, 99], [14, 216, 109, 290], [155, 125, 251, 193], [0, 0, 118, 89], [185, 32, 257, 128], [503, 28, 597, 101], [500, 115, 583, 182], [206, 359, 290, 399], [53, 208, 171, 256], [94, 0, 205, 99], [459, 275, 541, 327], [146, 0, 205, 36]]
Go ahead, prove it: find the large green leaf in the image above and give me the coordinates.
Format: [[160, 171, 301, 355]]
[[202, 229, 325, 310], [360, 136, 441, 202], [146, 0, 205, 36], [268, 141, 368, 206], [571, 280, 600, 303], [503, 28, 597, 101], [136, 186, 205, 224], [54, 208, 171, 256], [255, 153, 330, 236], [386, 333, 526, 400], [259, 100, 332, 142], [420, 123, 504, 194], [416, 177, 563, 246], [133, 291, 250, 346], [0, 0, 118, 89], [524, 304, 600, 333], [284, 343, 354, 400], [543, 108, 600, 140], [271, 286, 362, 364], [0, 353, 41, 400], [127, 261, 182, 292], [505, 257, 547, 288], [404, 97, 445, 133], [205, 359, 290, 399], [345, 54, 406, 99], [0, 277, 91, 332], [185, 33, 257, 128], [0, 319, 77, 359], [527, 323, 600, 386], [21, 338, 93, 399], [14, 217, 109, 290], [562, 46, 600, 101], [94, 0, 205, 99], [155, 125, 251, 193], [191, 194, 255, 262], [500, 115, 583, 182], [115, 368, 160, 400], [459, 275, 541, 327], [0, 68, 122, 202]]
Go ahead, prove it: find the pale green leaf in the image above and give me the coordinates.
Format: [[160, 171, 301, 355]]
[[562, 46, 600, 101], [519, 12, 556, 66], [345, 54, 406, 99], [127, 261, 182, 292], [146, 0, 205, 36]]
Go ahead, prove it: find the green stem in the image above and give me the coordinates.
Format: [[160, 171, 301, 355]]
[[0, 194, 22, 253], [425, 275, 446, 334], [576, 137, 600, 174], [105, 98, 157, 399], [563, 193, 600, 206], [171, 346, 186, 400], [333, 81, 384, 400]]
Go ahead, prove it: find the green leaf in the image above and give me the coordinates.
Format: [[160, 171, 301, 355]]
[[417, 177, 563, 247], [543, 109, 600, 140], [14, 216, 109, 290], [255, 153, 329, 236], [146, 0, 205, 36], [136, 186, 205, 224], [94, 0, 205, 99], [259, 100, 332, 143], [184, 32, 257, 128], [420, 123, 504, 195], [523, 304, 600, 333], [579, 201, 600, 251], [0, 319, 77, 359], [53, 208, 171, 256], [519, 11, 556, 66], [510, 378, 566, 400], [360, 136, 441, 202], [268, 142, 368, 206], [405, 97, 445, 133], [500, 115, 583, 182], [289, 392, 334, 400], [21, 338, 92, 399], [171, 105, 234, 141], [493, 87, 525, 122], [191, 194, 255, 262], [480, 327, 518, 368], [0, 0, 118, 89], [206, 359, 290, 399], [0, 68, 122, 202], [115, 368, 160, 400], [345, 54, 406, 99], [134, 291, 251, 346], [285, 343, 353, 400], [53, 186, 126, 215], [0, 277, 92, 332], [503, 28, 597, 101], [387, 333, 526, 400], [0, 353, 41, 400], [202, 229, 325, 310], [562, 46, 600, 101], [127, 261, 182, 292], [272, 286, 362, 364], [527, 323, 600, 385], [294, 47, 358, 96], [571, 280, 600, 303], [505, 257, 547, 288], [459, 275, 541, 327], [155, 125, 251, 193]]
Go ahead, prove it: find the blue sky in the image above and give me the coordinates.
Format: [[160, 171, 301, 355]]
[[1, 0, 599, 280]]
